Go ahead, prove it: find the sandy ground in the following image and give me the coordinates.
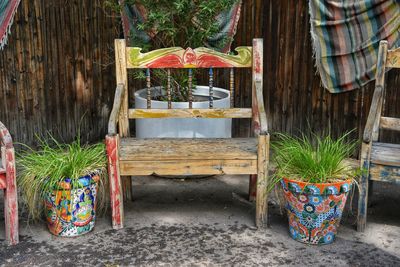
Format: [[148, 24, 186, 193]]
[[0, 175, 399, 266]]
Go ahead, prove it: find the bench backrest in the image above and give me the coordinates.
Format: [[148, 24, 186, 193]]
[[114, 39, 264, 137], [363, 41, 400, 142]]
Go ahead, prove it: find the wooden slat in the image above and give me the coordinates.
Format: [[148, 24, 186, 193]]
[[108, 84, 125, 135], [126, 46, 252, 69], [380, 117, 400, 131], [114, 39, 130, 137], [0, 172, 5, 189], [129, 108, 253, 119], [105, 134, 124, 229], [119, 138, 258, 161], [370, 142, 400, 167], [370, 163, 400, 183], [256, 134, 269, 228], [120, 159, 257, 176], [363, 41, 387, 143], [363, 86, 383, 143], [386, 48, 400, 68], [252, 38, 264, 135]]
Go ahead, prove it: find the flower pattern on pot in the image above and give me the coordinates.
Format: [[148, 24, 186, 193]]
[[44, 173, 98, 237], [281, 178, 352, 245]]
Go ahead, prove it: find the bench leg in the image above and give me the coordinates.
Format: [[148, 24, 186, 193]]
[[122, 176, 133, 201], [357, 143, 370, 232], [256, 134, 269, 228], [4, 147, 18, 245], [249, 175, 257, 202], [106, 135, 124, 229]]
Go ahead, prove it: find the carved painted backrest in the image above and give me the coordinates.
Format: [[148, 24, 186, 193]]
[[113, 39, 264, 137]]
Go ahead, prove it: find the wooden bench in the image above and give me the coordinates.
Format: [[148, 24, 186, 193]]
[[0, 121, 18, 245], [357, 40, 400, 232], [106, 39, 270, 229]]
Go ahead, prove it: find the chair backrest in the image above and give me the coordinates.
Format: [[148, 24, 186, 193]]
[[114, 39, 264, 137], [363, 41, 400, 142]]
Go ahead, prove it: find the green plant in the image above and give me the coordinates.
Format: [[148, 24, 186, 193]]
[[105, 0, 239, 101], [17, 136, 108, 221], [268, 131, 360, 193]]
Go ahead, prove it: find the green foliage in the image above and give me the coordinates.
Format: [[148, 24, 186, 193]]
[[268, 131, 360, 193], [17, 136, 108, 221], [128, 0, 237, 49], [105, 0, 238, 102]]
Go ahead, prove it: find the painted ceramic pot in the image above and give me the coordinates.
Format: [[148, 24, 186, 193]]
[[281, 178, 353, 245], [44, 172, 100, 237]]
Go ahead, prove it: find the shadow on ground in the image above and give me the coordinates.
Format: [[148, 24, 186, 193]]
[[1, 175, 399, 266]]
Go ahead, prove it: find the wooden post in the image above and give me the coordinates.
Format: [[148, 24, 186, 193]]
[[372, 41, 388, 142], [1, 122, 19, 245], [115, 39, 132, 202], [106, 134, 124, 229], [357, 142, 371, 232], [209, 67, 214, 108], [188, 69, 193, 109], [248, 174, 257, 202], [251, 38, 263, 136], [256, 134, 269, 228], [357, 41, 388, 232], [3, 146, 19, 245]]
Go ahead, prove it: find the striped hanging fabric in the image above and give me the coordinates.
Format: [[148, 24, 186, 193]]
[[0, 0, 21, 50], [309, 0, 400, 93]]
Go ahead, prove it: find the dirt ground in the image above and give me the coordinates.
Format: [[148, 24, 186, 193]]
[[1, 175, 399, 266]]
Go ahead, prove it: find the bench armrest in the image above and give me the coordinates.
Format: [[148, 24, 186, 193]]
[[0, 121, 13, 149], [363, 85, 383, 143], [108, 83, 125, 135], [254, 80, 268, 135]]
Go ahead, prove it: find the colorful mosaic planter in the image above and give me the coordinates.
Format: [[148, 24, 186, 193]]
[[44, 172, 100, 237], [281, 178, 353, 245]]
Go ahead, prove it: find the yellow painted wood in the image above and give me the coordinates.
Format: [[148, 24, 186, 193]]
[[120, 159, 257, 176], [128, 108, 253, 119], [256, 134, 269, 228], [115, 39, 130, 137], [125, 46, 253, 69], [119, 138, 258, 161], [386, 48, 400, 68]]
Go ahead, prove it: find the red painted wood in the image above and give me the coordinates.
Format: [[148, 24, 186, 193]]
[[0, 121, 19, 245], [249, 174, 257, 201], [4, 147, 19, 245], [106, 135, 124, 229], [0, 173, 5, 189], [252, 39, 263, 134], [142, 47, 249, 69]]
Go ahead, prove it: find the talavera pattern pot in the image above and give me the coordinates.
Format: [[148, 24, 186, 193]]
[[281, 178, 352, 245], [44, 172, 99, 237]]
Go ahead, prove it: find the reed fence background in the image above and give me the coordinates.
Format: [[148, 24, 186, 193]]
[[0, 0, 399, 149]]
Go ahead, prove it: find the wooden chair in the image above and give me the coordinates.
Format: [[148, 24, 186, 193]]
[[0, 121, 18, 245], [357, 40, 400, 232], [106, 39, 270, 229]]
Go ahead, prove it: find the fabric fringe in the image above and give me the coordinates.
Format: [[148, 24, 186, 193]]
[[0, 0, 21, 50]]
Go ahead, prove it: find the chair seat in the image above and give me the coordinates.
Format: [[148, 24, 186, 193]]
[[119, 138, 258, 176], [370, 142, 400, 167]]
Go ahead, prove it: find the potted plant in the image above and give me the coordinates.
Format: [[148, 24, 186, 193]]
[[270, 131, 359, 245], [108, 0, 242, 138], [17, 137, 108, 237]]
